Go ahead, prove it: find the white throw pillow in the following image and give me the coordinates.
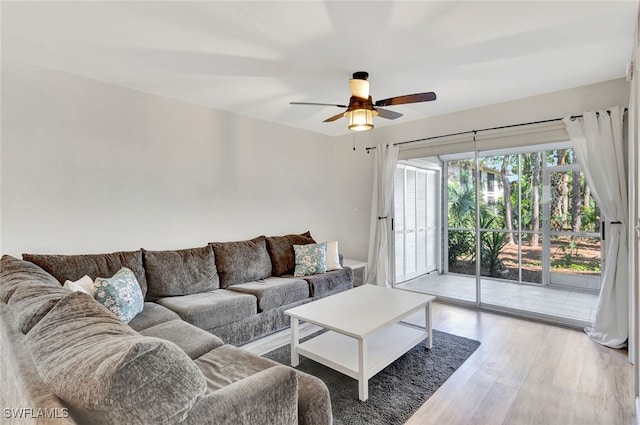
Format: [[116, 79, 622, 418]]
[[63, 275, 95, 297], [326, 241, 343, 271]]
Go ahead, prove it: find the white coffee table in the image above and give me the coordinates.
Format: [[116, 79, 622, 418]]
[[285, 284, 435, 401]]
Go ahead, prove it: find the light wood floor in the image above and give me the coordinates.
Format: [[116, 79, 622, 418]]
[[242, 302, 635, 425]]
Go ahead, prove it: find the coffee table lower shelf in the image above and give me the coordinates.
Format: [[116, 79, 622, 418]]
[[295, 323, 427, 400]]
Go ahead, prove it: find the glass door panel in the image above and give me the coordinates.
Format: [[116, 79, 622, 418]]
[[477, 154, 518, 283], [549, 235, 602, 291], [546, 168, 601, 291], [519, 233, 543, 284], [447, 230, 476, 276], [520, 152, 543, 233], [447, 158, 476, 277], [479, 230, 511, 279], [445, 158, 477, 303]]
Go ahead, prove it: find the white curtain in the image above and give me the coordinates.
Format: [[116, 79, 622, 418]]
[[366, 144, 399, 287], [563, 107, 628, 348]]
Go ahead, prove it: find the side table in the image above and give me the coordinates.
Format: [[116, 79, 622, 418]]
[[342, 259, 367, 286]]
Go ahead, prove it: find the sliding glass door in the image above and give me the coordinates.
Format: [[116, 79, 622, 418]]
[[440, 146, 602, 321], [393, 145, 602, 324]]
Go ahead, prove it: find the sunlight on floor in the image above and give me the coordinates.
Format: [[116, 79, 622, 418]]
[[397, 273, 597, 323]]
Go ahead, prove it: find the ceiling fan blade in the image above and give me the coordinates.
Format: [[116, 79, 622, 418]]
[[349, 78, 369, 99], [290, 102, 347, 108], [323, 111, 348, 122], [375, 108, 403, 120], [374, 92, 437, 107]]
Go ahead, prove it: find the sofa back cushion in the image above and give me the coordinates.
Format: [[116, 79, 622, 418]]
[[143, 246, 219, 299], [0, 255, 61, 304], [26, 291, 207, 425], [23, 250, 148, 298], [8, 282, 71, 334], [210, 236, 272, 288], [265, 231, 316, 276]]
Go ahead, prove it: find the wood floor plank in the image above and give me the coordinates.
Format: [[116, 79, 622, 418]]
[[465, 382, 520, 425], [406, 303, 635, 425]]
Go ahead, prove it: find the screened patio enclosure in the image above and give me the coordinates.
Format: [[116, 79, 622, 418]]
[[394, 145, 602, 325]]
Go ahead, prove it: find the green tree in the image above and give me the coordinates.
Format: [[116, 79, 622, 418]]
[[448, 183, 475, 265]]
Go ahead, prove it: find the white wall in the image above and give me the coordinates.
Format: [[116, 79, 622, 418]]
[[1, 59, 631, 264], [1, 60, 340, 256], [332, 78, 631, 261]]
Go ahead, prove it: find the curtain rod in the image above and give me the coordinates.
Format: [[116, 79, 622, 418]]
[[364, 107, 628, 153]]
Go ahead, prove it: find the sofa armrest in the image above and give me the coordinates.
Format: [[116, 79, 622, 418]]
[[182, 366, 298, 425]]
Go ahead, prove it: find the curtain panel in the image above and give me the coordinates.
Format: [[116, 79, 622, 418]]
[[366, 144, 399, 287], [563, 107, 628, 348]]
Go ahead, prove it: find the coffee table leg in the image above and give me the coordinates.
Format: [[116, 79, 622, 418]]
[[358, 338, 368, 401], [425, 302, 433, 350], [291, 317, 299, 366]]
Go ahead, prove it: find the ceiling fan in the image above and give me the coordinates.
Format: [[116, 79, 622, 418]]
[[290, 71, 436, 131]]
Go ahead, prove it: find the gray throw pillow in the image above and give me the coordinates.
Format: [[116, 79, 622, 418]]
[[210, 236, 272, 288], [23, 250, 148, 298], [26, 292, 207, 425], [143, 246, 220, 299]]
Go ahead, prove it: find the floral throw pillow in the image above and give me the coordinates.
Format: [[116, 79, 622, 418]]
[[293, 242, 327, 277], [93, 267, 144, 323]]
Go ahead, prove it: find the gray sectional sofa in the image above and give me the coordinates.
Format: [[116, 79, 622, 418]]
[[0, 232, 353, 425]]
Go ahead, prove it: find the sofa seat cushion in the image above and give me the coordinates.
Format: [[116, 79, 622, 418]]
[[139, 319, 224, 359], [225, 277, 310, 312], [210, 236, 272, 288], [195, 344, 331, 425], [195, 344, 280, 391], [156, 289, 257, 330], [23, 250, 149, 298], [0, 255, 61, 304], [128, 302, 181, 331], [296, 267, 354, 298], [194, 344, 294, 392], [26, 291, 207, 425], [142, 245, 220, 299]]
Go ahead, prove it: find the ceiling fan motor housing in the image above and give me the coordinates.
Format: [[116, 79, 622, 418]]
[[347, 96, 378, 116], [352, 71, 369, 80]]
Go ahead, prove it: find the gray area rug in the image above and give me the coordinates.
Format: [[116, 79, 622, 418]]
[[263, 329, 481, 425]]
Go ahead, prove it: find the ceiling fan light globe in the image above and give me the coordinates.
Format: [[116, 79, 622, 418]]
[[349, 78, 370, 99], [348, 108, 374, 131]]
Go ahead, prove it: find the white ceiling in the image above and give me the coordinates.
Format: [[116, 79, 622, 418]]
[[2, 1, 638, 136]]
